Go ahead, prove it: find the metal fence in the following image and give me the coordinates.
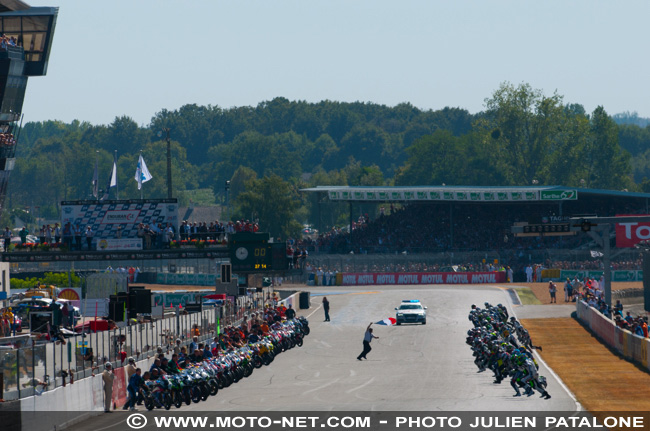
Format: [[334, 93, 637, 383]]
[[1, 291, 266, 401]]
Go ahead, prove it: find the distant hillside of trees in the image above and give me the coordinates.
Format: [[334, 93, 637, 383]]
[[6, 82, 650, 238]]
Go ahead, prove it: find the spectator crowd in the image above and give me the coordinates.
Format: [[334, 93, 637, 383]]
[[577, 276, 649, 338]]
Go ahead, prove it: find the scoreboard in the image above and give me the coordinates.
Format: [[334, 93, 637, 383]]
[[522, 223, 571, 234], [229, 232, 288, 272], [513, 222, 575, 237]]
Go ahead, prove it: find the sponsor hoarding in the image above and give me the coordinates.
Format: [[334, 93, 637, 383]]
[[339, 271, 505, 286], [60, 199, 178, 244], [615, 214, 650, 248], [540, 190, 578, 200], [96, 238, 143, 251], [560, 270, 640, 282]]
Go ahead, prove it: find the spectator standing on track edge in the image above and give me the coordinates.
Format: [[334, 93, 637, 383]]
[[525, 265, 533, 282], [357, 322, 378, 361], [548, 281, 557, 303], [285, 304, 296, 320], [102, 362, 115, 413], [322, 297, 330, 321]]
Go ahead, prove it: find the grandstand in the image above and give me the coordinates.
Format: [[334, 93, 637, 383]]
[[0, 1, 57, 213], [301, 185, 650, 277]]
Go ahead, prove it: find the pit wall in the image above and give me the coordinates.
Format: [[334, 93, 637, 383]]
[[18, 356, 156, 431], [576, 300, 649, 371], [330, 271, 506, 286]]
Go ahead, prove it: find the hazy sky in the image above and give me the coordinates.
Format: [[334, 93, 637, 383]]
[[19, 0, 650, 126]]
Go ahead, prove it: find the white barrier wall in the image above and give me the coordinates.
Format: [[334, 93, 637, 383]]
[[20, 373, 103, 412], [17, 355, 157, 431], [576, 300, 650, 371]]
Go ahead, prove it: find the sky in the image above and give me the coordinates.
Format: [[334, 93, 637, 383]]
[[18, 0, 650, 126]]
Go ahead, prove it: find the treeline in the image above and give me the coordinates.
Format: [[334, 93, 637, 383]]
[[6, 82, 650, 238]]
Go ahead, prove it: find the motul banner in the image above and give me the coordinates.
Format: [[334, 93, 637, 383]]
[[615, 214, 650, 248], [339, 271, 505, 286]]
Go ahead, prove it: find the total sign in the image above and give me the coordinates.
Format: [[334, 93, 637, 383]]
[[615, 214, 650, 247]]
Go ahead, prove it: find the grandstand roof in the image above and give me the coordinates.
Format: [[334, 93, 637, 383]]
[[0, 0, 29, 13], [300, 185, 650, 203]]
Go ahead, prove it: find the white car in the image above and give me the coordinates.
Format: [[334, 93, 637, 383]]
[[395, 300, 427, 325]]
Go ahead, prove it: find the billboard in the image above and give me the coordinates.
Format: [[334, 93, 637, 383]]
[[60, 199, 179, 243], [615, 214, 650, 248], [540, 190, 578, 200]]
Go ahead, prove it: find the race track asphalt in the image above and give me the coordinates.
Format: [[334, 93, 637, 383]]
[[65, 284, 579, 431]]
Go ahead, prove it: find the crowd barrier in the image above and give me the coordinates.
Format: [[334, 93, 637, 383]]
[[331, 271, 506, 286], [575, 300, 649, 370]]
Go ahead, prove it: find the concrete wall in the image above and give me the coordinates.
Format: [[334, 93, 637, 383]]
[[17, 356, 156, 431], [576, 300, 649, 370]]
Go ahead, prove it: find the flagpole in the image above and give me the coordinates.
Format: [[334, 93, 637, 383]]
[[95, 151, 98, 201], [114, 150, 119, 200], [93, 151, 99, 202]]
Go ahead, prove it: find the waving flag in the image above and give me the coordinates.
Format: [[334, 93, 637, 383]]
[[375, 317, 396, 326], [135, 154, 153, 190], [101, 158, 118, 201]]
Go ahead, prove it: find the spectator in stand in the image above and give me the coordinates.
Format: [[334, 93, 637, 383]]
[[54, 223, 61, 243], [3, 226, 11, 251], [63, 223, 72, 249], [74, 224, 82, 250], [44, 224, 52, 244], [39, 225, 45, 244], [18, 226, 28, 245], [85, 226, 94, 250]]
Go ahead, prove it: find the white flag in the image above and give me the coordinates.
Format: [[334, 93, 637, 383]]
[[590, 250, 604, 258], [109, 160, 117, 188], [135, 154, 153, 190]]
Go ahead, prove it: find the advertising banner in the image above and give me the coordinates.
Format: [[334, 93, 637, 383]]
[[60, 199, 178, 244], [339, 272, 505, 286], [111, 366, 127, 408], [323, 188, 559, 202], [96, 238, 143, 251], [615, 214, 650, 248], [151, 291, 213, 307], [540, 190, 578, 200], [560, 270, 638, 281], [157, 272, 218, 285]]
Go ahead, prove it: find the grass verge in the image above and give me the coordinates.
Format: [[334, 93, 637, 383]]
[[514, 287, 543, 305]]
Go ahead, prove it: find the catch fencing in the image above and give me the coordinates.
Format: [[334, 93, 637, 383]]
[[1, 291, 266, 401]]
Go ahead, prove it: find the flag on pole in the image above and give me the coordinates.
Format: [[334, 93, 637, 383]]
[[135, 154, 153, 190], [109, 159, 117, 188], [101, 157, 118, 200], [92, 160, 99, 198], [375, 317, 397, 326]]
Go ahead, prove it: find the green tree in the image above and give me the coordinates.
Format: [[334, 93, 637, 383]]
[[229, 166, 258, 203], [234, 175, 302, 240], [481, 82, 566, 185], [585, 106, 632, 190]]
